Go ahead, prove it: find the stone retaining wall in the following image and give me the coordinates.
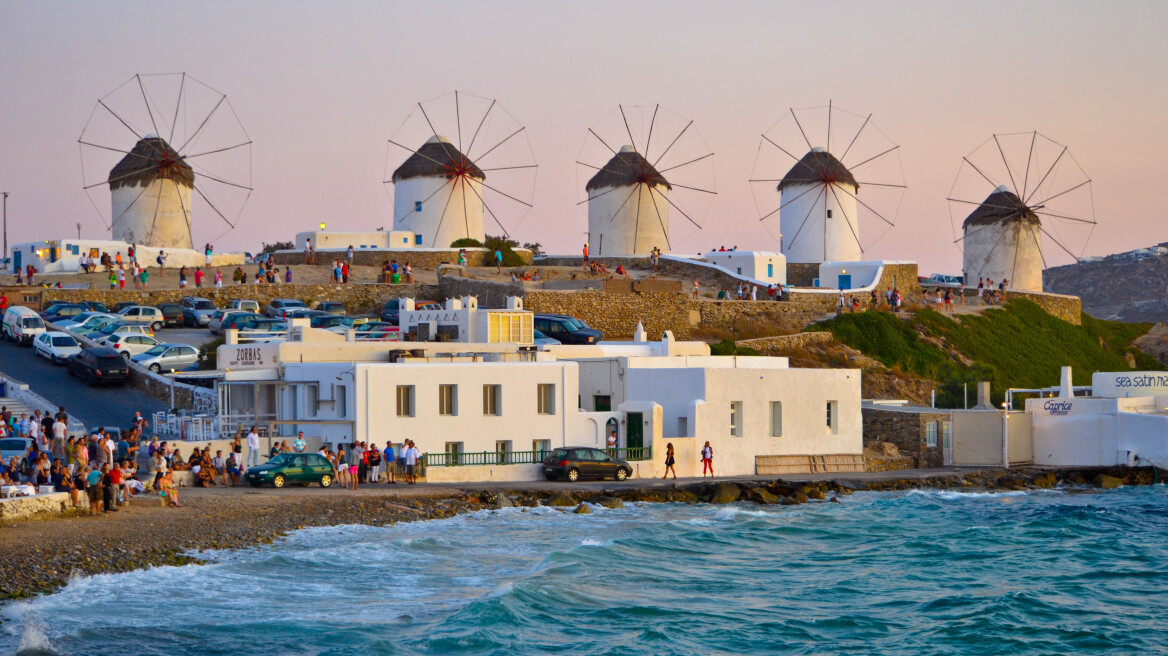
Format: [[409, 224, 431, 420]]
[[786, 263, 820, 287], [734, 331, 834, 351], [525, 289, 693, 340], [1006, 291, 1082, 325], [862, 407, 950, 469], [42, 283, 441, 315], [0, 493, 70, 522]]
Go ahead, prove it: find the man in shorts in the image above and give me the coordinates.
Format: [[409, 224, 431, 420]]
[[384, 440, 397, 484], [348, 441, 363, 490], [404, 440, 420, 485]]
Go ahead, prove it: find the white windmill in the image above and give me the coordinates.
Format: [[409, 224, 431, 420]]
[[948, 132, 1096, 292]]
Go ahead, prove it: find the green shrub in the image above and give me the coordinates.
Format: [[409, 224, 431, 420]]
[[450, 238, 483, 248]]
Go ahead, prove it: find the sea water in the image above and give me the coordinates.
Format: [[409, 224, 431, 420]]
[[3, 487, 1167, 655]]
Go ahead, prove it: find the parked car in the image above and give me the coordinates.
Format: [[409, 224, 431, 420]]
[[66, 347, 130, 386], [316, 301, 347, 314], [227, 299, 261, 313], [75, 318, 124, 339], [2, 307, 46, 345], [33, 331, 81, 364], [113, 302, 138, 313], [40, 303, 86, 322], [116, 305, 165, 330], [354, 325, 401, 342], [100, 332, 161, 359], [209, 309, 245, 335], [0, 437, 33, 466], [285, 308, 329, 321], [265, 298, 308, 319], [180, 297, 218, 327], [533, 329, 561, 347], [90, 322, 154, 340], [379, 299, 441, 324], [541, 447, 631, 482], [236, 317, 287, 333], [156, 303, 184, 328], [219, 312, 264, 332], [245, 453, 334, 488], [80, 301, 110, 313], [533, 314, 604, 345], [54, 311, 117, 331], [310, 314, 352, 330], [131, 343, 201, 373]]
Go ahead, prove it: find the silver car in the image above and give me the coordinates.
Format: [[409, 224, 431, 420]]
[[100, 332, 162, 358], [116, 305, 165, 331], [131, 343, 201, 373], [180, 297, 217, 327]]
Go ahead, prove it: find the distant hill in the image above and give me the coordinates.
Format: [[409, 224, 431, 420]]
[[1046, 244, 1168, 323]]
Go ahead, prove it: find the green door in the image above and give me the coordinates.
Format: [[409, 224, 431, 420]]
[[626, 412, 643, 450]]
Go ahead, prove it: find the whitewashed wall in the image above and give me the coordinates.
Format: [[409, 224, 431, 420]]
[[587, 184, 670, 256], [393, 176, 485, 248], [112, 179, 193, 250], [779, 182, 860, 263]]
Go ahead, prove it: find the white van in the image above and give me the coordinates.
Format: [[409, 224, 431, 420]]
[[2, 306, 46, 345]]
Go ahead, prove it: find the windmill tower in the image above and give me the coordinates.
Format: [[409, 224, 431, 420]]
[[961, 186, 1043, 291], [109, 135, 194, 249], [586, 146, 671, 256], [949, 132, 1096, 293], [778, 147, 859, 263], [753, 102, 905, 264], [391, 136, 486, 247], [577, 105, 715, 257]]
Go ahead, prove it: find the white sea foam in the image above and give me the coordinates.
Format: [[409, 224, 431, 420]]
[[905, 489, 1031, 500]]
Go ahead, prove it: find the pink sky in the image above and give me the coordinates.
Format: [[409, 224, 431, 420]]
[[1, 1, 1165, 274]]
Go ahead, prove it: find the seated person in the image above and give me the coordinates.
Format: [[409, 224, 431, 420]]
[[225, 454, 241, 486], [171, 449, 188, 471]]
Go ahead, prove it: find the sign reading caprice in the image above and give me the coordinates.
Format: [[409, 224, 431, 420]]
[[1042, 400, 1073, 416]]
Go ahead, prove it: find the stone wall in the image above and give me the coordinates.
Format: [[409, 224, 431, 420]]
[[269, 247, 533, 269], [862, 407, 950, 469], [1006, 291, 1082, 325], [0, 493, 70, 522], [525, 289, 693, 340], [786, 263, 820, 287], [42, 283, 441, 315], [734, 331, 834, 351], [694, 298, 832, 334]]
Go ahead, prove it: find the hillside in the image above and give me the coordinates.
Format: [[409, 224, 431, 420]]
[[1046, 246, 1168, 322], [809, 299, 1164, 408]]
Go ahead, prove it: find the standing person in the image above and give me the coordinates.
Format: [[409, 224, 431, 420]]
[[691, 279, 700, 300], [341, 261, 350, 284], [293, 432, 306, 453], [100, 464, 117, 513], [700, 441, 714, 478], [214, 269, 223, 288], [204, 243, 213, 266], [284, 267, 292, 283], [662, 443, 677, 480], [457, 249, 467, 267], [348, 441, 363, 490], [230, 434, 243, 469], [347, 245, 354, 262], [117, 266, 125, 290], [245, 426, 260, 470], [303, 239, 312, 264], [108, 269, 117, 290], [750, 284, 758, 301], [334, 443, 347, 489], [384, 441, 397, 484], [366, 443, 381, 483], [86, 465, 102, 516], [157, 250, 167, 271], [582, 242, 589, 266], [606, 429, 618, 455], [977, 277, 985, 301], [194, 267, 204, 288], [494, 248, 503, 274], [179, 265, 188, 289], [139, 266, 149, 288], [404, 440, 420, 484]]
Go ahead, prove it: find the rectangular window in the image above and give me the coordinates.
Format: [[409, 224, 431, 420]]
[[925, 421, 938, 448], [593, 395, 611, 412], [730, 401, 743, 437], [414, 201, 423, 212], [396, 385, 414, 417], [537, 384, 556, 415], [445, 442, 463, 465], [439, 384, 458, 416], [826, 209, 834, 218], [496, 440, 512, 464], [533, 439, 551, 457], [767, 263, 774, 278], [415, 234, 423, 245], [770, 401, 783, 437], [335, 385, 347, 419], [483, 384, 501, 416], [826, 401, 838, 434]]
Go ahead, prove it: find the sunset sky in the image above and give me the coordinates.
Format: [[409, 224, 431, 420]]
[[1, 0, 1165, 273]]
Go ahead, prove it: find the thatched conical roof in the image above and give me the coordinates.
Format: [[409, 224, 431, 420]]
[[963, 187, 1040, 230], [392, 136, 484, 182], [108, 136, 194, 191], [586, 146, 671, 191], [777, 148, 857, 192]]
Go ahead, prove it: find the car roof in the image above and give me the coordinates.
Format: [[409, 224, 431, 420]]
[[43, 330, 75, 338], [157, 343, 194, 348], [87, 346, 121, 356]]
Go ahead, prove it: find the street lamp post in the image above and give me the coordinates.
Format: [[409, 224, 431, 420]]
[[2, 192, 8, 262]]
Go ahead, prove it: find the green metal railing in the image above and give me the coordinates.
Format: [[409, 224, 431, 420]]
[[423, 446, 652, 467]]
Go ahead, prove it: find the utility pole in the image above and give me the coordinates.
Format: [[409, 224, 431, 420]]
[[2, 192, 8, 262], [76, 222, 82, 240]]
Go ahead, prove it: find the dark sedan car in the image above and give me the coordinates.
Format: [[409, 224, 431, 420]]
[[157, 303, 184, 328], [542, 447, 631, 482], [66, 347, 130, 386], [40, 303, 87, 322], [246, 453, 334, 488], [533, 314, 604, 345]]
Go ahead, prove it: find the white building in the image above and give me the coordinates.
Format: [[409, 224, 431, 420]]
[[779, 148, 860, 264], [294, 230, 420, 251], [1026, 370, 1168, 468], [398, 296, 533, 344], [817, 260, 914, 291], [109, 135, 194, 250], [9, 238, 242, 275], [215, 318, 863, 481], [587, 146, 671, 257], [702, 251, 787, 286], [962, 186, 1043, 292], [391, 136, 485, 248]]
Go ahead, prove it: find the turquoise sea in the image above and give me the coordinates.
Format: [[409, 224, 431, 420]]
[[4, 487, 1167, 655]]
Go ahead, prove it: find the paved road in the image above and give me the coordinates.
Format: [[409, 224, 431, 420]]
[[0, 338, 167, 431], [154, 326, 218, 349]]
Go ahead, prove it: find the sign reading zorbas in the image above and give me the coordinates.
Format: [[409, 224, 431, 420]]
[[223, 345, 278, 369]]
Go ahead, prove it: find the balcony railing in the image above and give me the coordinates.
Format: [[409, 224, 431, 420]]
[[423, 447, 652, 467]]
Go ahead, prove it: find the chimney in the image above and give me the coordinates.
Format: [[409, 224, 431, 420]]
[[975, 381, 992, 409], [1058, 366, 1073, 399]]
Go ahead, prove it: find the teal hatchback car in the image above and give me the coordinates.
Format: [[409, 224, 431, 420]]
[[246, 453, 334, 488]]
